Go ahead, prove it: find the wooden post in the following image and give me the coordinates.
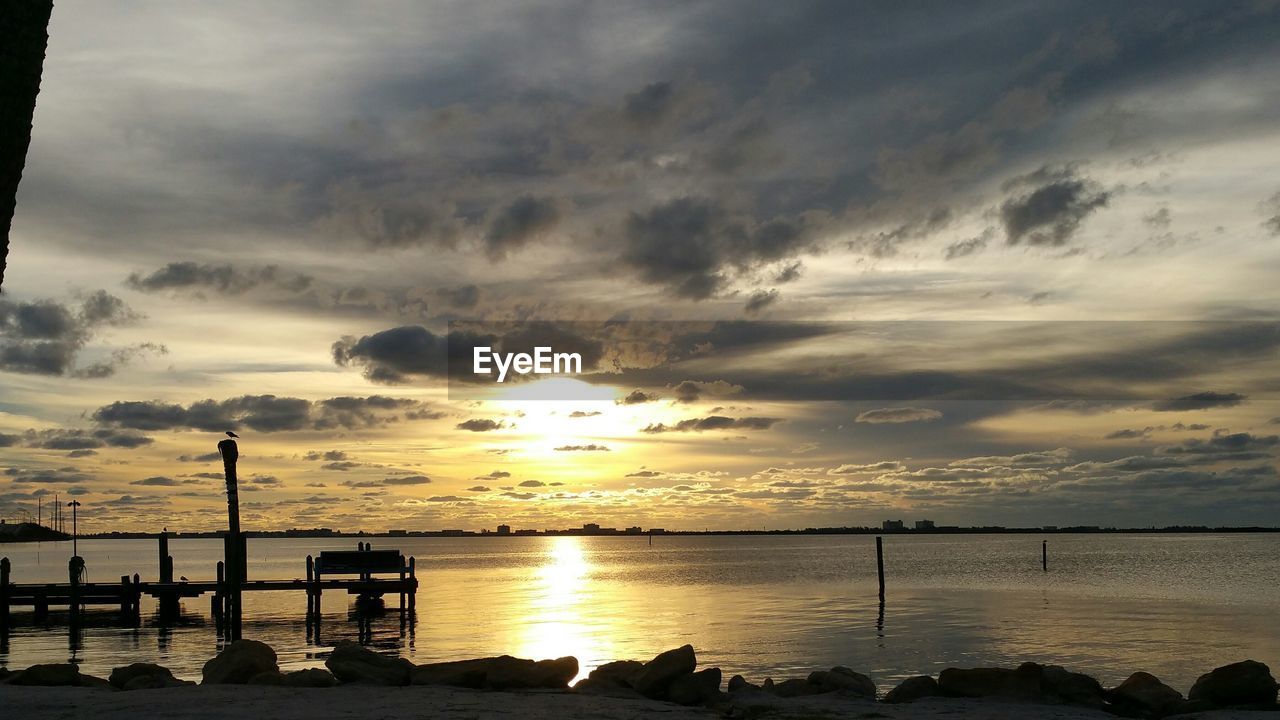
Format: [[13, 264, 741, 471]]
[[408, 556, 416, 613], [132, 573, 141, 623], [119, 575, 130, 617], [218, 437, 242, 640], [875, 536, 885, 601], [158, 531, 171, 582], [305, 555, 315, 618], [398, 555, 406, 612], [213, 561, 225, 632], [1, 557, 10, 632], [68, 556, 83, 626], [1042, 540, 1048, 572]]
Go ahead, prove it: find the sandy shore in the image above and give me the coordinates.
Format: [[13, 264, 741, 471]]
[[1, 685, 1271, 720]]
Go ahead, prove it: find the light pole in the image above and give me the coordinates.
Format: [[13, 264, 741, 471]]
[[67, 500, 81, 556]]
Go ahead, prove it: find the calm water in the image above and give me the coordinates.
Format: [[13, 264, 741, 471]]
[[1, 534, 1277, 690]]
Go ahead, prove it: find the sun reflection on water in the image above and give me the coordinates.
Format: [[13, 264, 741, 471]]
[[513, 536, 613, 681]]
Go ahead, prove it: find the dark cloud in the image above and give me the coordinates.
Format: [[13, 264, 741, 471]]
[[1000, 168, 1110, 246], [484, 196, 560, 259], [855, 407, 943, 424], [1159, 432, 1279, 456], [623, 81, 675, 126], [16, 428, 154, 451], [642, 415, 782, 433], [321, 461, 361, 471], [518, 479, 546, 487], [1262, 192, 1280, 236], [126, 262, 313, 295], [773, 262, 803, 284], [0, 291, 159, 377], [177, 452, 222, 462], [384, 475, 431, 485], [667, 380, 743, 405], [568, 410, 602, 418], [620, 198, 819, 299], [944, 229, 992, 260], [304, 450, 349, 461], [5, 466, 93, 484], [1152, 392, 1246, 412], [743, 289, 779, 315], [457, 418, 503, 432], [92, 395, 429, 432], [619, 389, 658, 405], [130, 476, 183, 486], [333, 322, 603, 385], [554, 444, 610, 451], [434, 284, 481, 309]]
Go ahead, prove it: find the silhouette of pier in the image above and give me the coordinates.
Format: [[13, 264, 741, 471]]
[[0, 536, 417, 640]]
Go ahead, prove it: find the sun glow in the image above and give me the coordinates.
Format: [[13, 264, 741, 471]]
[[514, 537, 613, 680]]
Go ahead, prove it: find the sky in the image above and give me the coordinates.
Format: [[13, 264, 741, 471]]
[[2, 0, 1280, 532]]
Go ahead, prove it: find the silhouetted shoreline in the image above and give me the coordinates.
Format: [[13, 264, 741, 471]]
[[68, 525, 1280, 540], [1, 640, 1276, 719]]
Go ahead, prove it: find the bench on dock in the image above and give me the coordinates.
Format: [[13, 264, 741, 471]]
[[315, 549, 404, 578]]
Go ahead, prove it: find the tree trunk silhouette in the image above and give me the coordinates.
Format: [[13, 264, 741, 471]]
[[0, 0, 54, 290]]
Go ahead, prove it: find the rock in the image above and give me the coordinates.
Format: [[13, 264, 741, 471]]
[[8, 663, 83, 686], [727, 674, 758, 692], [282, 668, 339, 688], [884, 675, 940, 703], [668, 668, 722, 706], [248, 671, 287, 686], [325, 641, 413, 686], [631, 644, 696, 699], [110, 663, 182, 690], [411, 655, 578, 689], [938, 664, 1043, 701], [1041, 664, 1106, 708], [1108, 672, 1184, 718], [769, 677, 826, 698], [1188, 660, 1278, 707], [808, 666, 876, 698], [583, 659, 643, 688], [202, 639, 279, 685]]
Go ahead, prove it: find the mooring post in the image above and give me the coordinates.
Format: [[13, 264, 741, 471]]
[[1042, 540, 1048, 572], [213, 561, 225, 632], [408, 556, 416, 614], [132, 573, 141, 623], [218, 437, 242, 640], [1, 557, 10, 632], [68, 556, 84, 626], [119, 575, 130, 617], [305, 555, 315, 618], [158, 531, 170, 581], [875, 536, 886, 601]]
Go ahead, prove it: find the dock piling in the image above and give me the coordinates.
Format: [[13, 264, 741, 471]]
[[1042, 540, 1048, 572], [875, 536, 886, 601], [1, 557, 10, 632]]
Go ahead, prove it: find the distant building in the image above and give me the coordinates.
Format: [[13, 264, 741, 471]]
[[882, 519, 905, 531], [388, 529, 408, 536], [1043, 525, 1058, 531], [583, 523, 601, 534], [625, 526, 643, 534], [496, 524, 511, 535], [914, 519, 935, 530]]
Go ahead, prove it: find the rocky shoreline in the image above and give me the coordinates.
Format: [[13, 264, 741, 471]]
[[2, 640, 1277, 719]]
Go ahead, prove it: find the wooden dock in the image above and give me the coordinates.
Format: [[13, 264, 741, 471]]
[[0, 541, 417, 638]]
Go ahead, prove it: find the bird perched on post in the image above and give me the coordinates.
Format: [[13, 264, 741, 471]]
[[226, 431, 239, 438]]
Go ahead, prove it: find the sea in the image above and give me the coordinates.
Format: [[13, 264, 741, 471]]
[[1, 533, 1277, 690]]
